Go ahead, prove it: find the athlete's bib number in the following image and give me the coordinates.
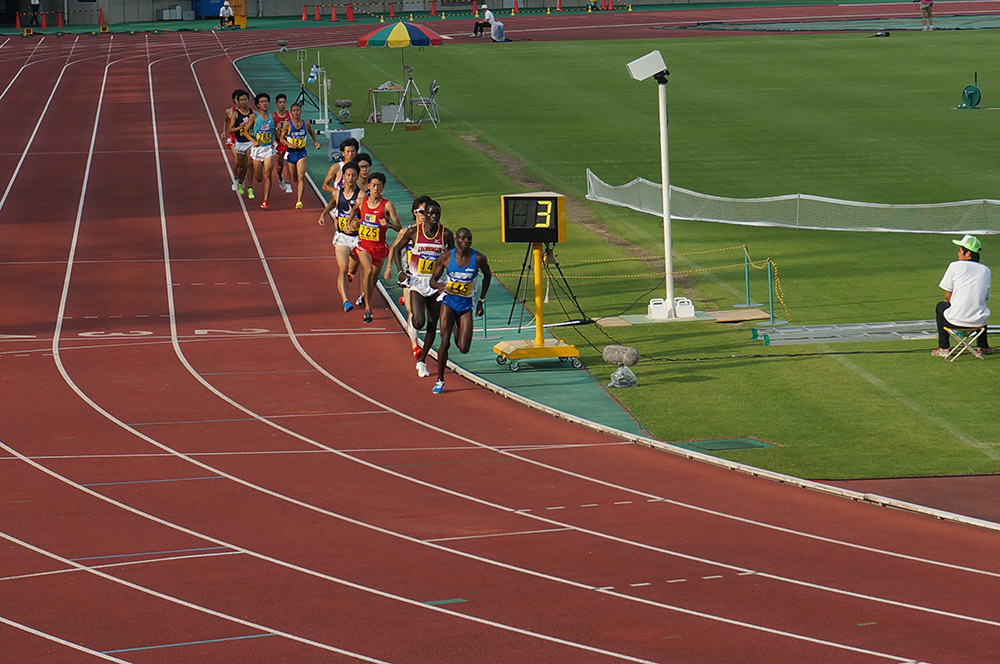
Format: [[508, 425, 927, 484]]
[[288, 136, 306, 149], [256, 131, 272, 144], [416, 253, 438, 275], [445, 280, 472, 296], [358, 221, 381, 242], [337, 215, 351, 233]]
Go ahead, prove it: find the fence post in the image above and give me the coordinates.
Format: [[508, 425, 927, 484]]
[[733, 244, 763, 309]]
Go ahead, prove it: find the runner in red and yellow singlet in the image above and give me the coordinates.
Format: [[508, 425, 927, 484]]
[[347, 172, 401, 323]]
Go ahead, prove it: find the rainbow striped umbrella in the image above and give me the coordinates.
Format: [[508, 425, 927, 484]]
[[357, 21, 444, 81], [357, 21, 443, 48]]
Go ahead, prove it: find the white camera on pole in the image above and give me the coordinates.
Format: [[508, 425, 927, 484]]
[[626, 51, 696, 321], [626, 51, 667, 82]]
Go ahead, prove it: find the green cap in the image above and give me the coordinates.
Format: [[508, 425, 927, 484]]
[[953, 234, 982, 253]]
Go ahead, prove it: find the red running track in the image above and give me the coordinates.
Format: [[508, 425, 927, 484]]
[[1, 16, 999, 664]]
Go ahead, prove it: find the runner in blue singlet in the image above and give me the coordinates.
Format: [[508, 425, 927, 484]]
[[429, 227, 492, 394]]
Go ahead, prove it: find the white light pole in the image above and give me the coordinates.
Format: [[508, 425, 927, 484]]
[[626, 51, 677, 320]]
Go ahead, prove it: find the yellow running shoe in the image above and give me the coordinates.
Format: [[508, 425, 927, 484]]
[[295, 201, 303, 209]]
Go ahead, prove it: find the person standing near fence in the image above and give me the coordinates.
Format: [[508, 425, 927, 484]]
[[29, 0, 41, 26]]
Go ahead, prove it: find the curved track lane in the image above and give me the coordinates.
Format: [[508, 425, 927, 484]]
[[2, 15, 1000, 663]]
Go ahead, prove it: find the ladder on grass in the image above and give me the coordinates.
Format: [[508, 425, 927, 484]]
[[752, 320, 999, 346]]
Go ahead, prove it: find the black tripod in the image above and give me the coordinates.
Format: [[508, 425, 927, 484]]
[[506, 243, 592, 331], [294, 83, 319, 112]]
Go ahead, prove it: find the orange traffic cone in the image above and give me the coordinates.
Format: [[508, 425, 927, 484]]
[[314, 3, 320, 20], [40, 11, 47, 29], [512, 0, 518, 12], [14, 12, 20, 29], [389, 1, 395, 18], [98, 7, 105, 24], [57, 11, 63, 27], [556, 0, 562, 10], [346, 3, 355, 21], [430, 0, 436, 16], [330, 4, 338, 20], [301, 3, 308, 19]]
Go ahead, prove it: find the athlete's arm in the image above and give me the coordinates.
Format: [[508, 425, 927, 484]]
[[306, 123, 321, 150], [389, 227, 416, 282], [476, 253, 492, 316], [384, 201, 402, 232], [322, 163, 341, 193], [430, 257, 447, 293]]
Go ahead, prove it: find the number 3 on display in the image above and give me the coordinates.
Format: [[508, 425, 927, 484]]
[[500, 192, 565, 244], [535, 200, 552, 228]]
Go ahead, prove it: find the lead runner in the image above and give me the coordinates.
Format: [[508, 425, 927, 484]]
[[428, 227, 492, 394]]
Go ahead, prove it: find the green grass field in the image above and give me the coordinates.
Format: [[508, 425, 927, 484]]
[[275, 29, 1000, 480]]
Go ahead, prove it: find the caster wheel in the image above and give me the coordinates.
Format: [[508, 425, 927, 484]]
[[571, 358, 583, 368], [496, 355, 507, 365], [509, 360, 520, 372], [558, 356, 568, 362]]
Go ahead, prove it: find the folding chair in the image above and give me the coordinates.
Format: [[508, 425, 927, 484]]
[[411, 79, 440, 126], [944, 325, 986, 361]]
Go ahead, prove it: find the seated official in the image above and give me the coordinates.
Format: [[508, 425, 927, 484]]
[[219, 1, 234, 28], [472, 3, 493, 37], [933, 234, 992, 357]]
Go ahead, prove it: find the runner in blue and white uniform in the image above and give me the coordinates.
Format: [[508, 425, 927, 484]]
[[318, 162, 362, 312], [279, 102, 321, 210], [429, 227, 491, 394]]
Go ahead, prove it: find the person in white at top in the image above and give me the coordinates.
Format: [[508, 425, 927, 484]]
[[472, 3, 494, 37], [932, 234, 992, 356], [219, 1, 234, 28]]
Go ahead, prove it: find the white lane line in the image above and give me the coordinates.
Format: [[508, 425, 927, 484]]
[[0, 615, 133, 664], [426, 528, 573, 543], [0, 531, 394, 664], [0, 37, 80, 215], [0, 550, 241, 582]]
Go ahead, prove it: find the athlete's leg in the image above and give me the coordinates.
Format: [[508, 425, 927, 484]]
[[335, 244, 353, 306], [416, 296, 441, 364], [436, 305, 457, 382], [455, 310, 475, 354]]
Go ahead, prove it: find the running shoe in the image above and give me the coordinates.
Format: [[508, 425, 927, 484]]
[[398, 295, 406, 306], [980, 347, 995, 355], [295, 201, 303, 209], [416, 361, 430, 378], [231, 179, 239, 191], [432, 379, 445, 394], [237, 183, 244, 195], [260, 200, 268, 210], [356, 294, 365, 307], [930, 348, 951, 357], [247, 187, 255, 200], [343, 301, 353, 312], [282, 181, 293, 194], [363, 310, 373, 324], [413, 346, 422, 359]]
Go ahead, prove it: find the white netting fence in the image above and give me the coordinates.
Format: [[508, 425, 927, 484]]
[[586, 169, 1000, 234]]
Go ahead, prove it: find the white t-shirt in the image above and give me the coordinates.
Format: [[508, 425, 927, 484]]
[[940, 260, 991, 327], [483, 9, 495, 23], [220, 5, 234, 18]]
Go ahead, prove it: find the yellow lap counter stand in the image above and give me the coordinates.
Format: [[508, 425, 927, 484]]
[[231, 0, 247, 28], [493, 192, 582, 371]]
